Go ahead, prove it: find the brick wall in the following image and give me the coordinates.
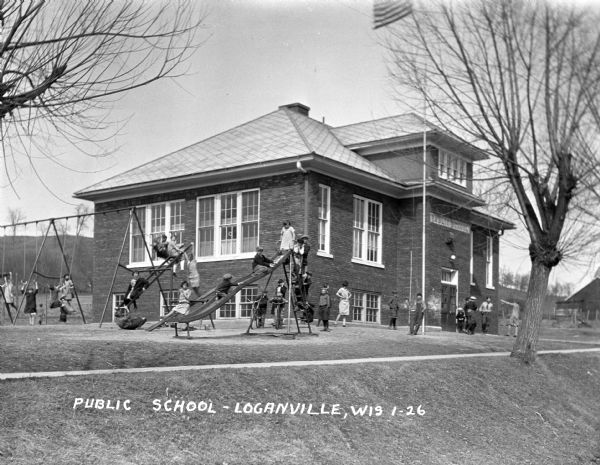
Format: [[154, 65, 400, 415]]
[[90, 171, 502, 332], [92, 173, 306, 322]]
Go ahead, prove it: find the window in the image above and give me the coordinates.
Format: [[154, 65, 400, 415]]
[[159, 290, 180, 317], [441, 268, 457, 284], [131, 208, 146, 263], [438, 151, 467, 187], [129, 200, 185, 265], [352, 292, 364, 321], [318, 185, 331, 255], [219, 300, 236, 318], [352, 195, 383, 265], [214, 287, 259, 319], [352, 292, 380, 323], [196, 189, 259, 259], [112, 293, 125, 321], [486, 236, 494, 288], [240, 287, 259, 318]]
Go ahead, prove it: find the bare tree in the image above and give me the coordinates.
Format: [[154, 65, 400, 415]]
[[384, 0, 600, 362], [0, 0, 205, 194], [69, 202, 91, 270], [7, 207, 25, 235]]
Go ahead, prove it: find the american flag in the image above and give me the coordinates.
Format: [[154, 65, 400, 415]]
[[373, 0, 412, 29]]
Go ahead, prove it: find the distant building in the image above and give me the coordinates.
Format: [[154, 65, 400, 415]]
[[556, 278, 600, 323], [75, 102, 513, 331]]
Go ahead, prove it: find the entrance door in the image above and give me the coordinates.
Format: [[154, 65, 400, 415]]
[[441, 283, 457, 331]]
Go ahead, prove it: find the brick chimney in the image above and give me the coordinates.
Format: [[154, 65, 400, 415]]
[[279, 102, 310, 116]]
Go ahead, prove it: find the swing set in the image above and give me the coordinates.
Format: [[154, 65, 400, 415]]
[[98, 207, 194, 328], [0, 217, 87, 325]]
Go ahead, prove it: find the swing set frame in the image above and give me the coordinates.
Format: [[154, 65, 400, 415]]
[[98, 207, 189, 328], [10, 219, 87, 324]]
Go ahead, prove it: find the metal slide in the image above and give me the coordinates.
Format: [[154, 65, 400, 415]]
[[145, 250, 292, 331]]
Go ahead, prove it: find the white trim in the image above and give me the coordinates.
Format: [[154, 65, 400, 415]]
[[485, 235, 494, 289], [318, 184, 331, 255], [196, 188, 260, 259], [352, 194, 383, 265], [351, 258, 385, 269], [352, 291, 381, 324], [438, 150, 468, 187], [317, 251, 334, 259], [469, 231, 474, 285], [195, 253, 255, 263], [112, 293, 125, 323], [128, 199, 185, 267], [440, 268, 459, 315]]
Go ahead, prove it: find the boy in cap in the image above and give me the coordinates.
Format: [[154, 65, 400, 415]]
[[253, 291, 269, 328], [215, 274, 239, 299], [252, 246, 273, 274], [465, 296, 478, 334], [388, 290, 400, 330]]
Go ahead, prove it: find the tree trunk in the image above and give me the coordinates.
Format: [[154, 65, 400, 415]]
[[511, 260, 551, 363]]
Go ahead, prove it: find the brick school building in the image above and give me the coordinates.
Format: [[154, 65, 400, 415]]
[[75, 103, 512, 333]]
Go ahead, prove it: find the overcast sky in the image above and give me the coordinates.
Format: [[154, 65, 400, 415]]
[[0, 0, 595, 290]]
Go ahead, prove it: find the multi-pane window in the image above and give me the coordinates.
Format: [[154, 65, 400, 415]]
[[353, 198, 364, 259], [131, 208, 146, 263], [129, 201, 185, 264], [220, 193, 237, 255], [160, 290, 179, 317], [438, 151, 467, 187], [318, 185, 331, 254], [112, 293, 125, 321], [170, 201, 185, 244], [352, 195, 382, 265], [365, 294, 379, 323], [241, 191, 259, 253], [239, 287, 259, 318], [196, 189, 259, 258], [197, 197, 214, 257], [486, 236, 494, 288], [219, 300, 236, 318], [352, 292, 380, 323], [352, 292, 364, 321]]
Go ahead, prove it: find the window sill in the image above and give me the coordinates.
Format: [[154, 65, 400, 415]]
[[317, 251, 334, 259], [351, 258, 385, 269], [486, 285, 495, 290], [195, 253, 255, 263]]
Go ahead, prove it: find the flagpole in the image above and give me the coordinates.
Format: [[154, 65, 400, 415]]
[[421, 99, 427, 336]]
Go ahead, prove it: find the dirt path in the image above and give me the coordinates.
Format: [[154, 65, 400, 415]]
[[2, 347, 599, 380]]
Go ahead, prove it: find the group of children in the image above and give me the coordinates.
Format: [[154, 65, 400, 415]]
[[0, 272, 75, 325]]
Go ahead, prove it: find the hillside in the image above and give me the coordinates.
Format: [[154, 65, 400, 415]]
[[0, 235, 93, 291]]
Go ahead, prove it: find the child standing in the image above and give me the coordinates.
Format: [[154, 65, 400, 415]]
[[318, 286, 331, 331], [455, 306, 466, 333], [388, 291, 400, 330], [270, 279, 287, 329], [334, 281, 351, 327], [279, 221, 296, 251]]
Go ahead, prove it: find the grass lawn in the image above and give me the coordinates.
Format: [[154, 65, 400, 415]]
[[0, 323, 599, 464]]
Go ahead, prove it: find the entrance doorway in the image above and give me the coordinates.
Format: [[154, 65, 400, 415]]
[[441, 268, 458, 331]]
